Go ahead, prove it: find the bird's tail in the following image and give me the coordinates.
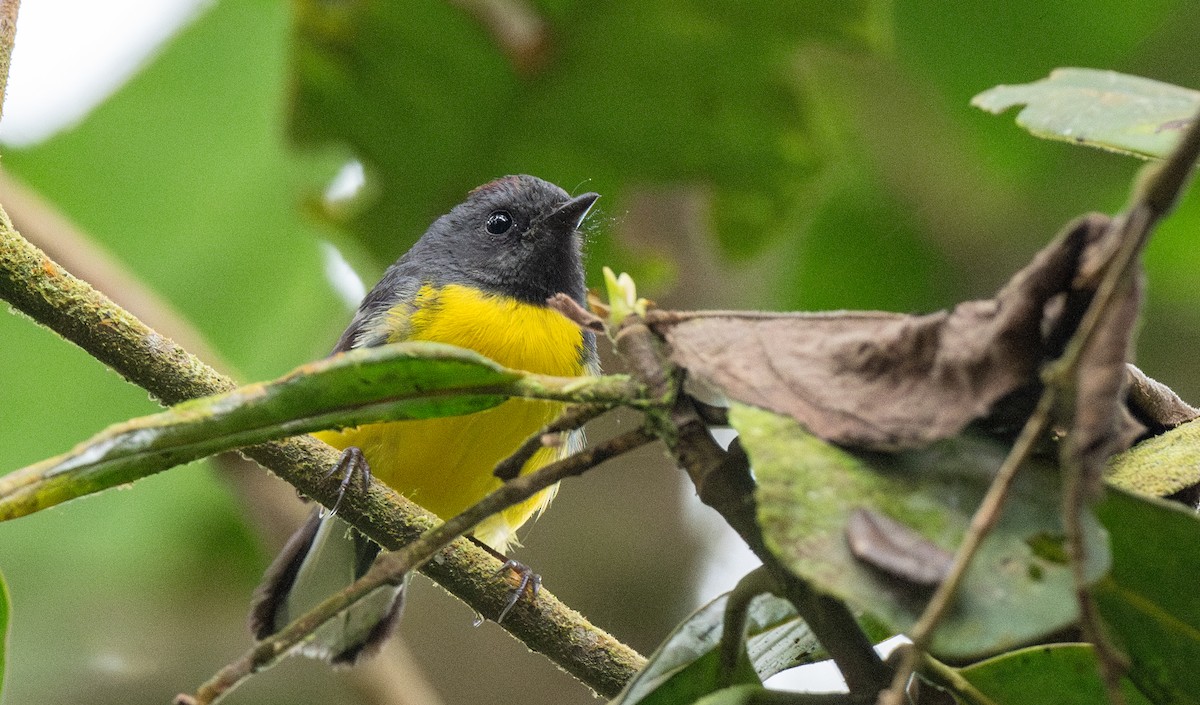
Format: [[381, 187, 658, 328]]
[[249, 508, 406, 664]]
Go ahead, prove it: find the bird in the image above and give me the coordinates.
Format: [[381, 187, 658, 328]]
[[249, 174, 599, 663]]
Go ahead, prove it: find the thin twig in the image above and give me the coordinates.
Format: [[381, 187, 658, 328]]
[[1051, 230, 1142, 705], [494, 403, 609, 479], [911, 648, 1000, 705], [718, 567, 780, 687], [883, 109, 1200, 705], [183, 425, 657, 704], [0, 223, 645, 698]]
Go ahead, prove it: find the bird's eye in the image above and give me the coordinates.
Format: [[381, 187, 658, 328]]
[[486, 210, 513, 235]]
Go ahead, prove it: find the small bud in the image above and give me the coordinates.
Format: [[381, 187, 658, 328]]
[[602, 266, 649, 325]]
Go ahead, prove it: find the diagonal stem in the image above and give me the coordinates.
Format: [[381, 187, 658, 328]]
[[493, 403, 611, 480], [879, 391, 1055, 705], [1047, 110, 1200, 705]]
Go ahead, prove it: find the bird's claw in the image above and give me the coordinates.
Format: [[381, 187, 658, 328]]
[[320, 446, 372, 517], [495, 559, 542, 623]]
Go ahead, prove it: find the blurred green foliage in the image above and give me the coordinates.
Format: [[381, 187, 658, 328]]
[[291, 0, 888, 266], [0, 0, 1197, 703]]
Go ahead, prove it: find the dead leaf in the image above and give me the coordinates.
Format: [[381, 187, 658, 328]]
[[845, 508, 953, 589], [647, 215, 1109, 451], [1125, 363, 1199, 433]]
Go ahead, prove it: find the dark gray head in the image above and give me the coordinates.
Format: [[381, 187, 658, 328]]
[[333, 175, 598, 352], [407, 175, 597, 305]]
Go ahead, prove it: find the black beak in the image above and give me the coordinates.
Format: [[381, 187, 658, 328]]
[[543, 192, 599, 233]]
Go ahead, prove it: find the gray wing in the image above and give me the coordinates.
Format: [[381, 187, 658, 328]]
[[331, 255, 426, 353]]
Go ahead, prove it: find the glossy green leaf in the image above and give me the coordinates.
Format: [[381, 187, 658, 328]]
[[1106, 418, 1200, 497], [959, 644, 1151, 705], [611, 592, 822, 705], [972, 68, 1200, 159], [735, 403, 1110, 661], [1095, 488, 1200, 704], [0, 342, 636, 520], [741, 597, 825, 681]]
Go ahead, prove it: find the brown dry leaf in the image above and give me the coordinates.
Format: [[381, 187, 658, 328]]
[[1126, 363, 1199, 433], [647, 215, 1110, 451], [845, 508, 953, 589]]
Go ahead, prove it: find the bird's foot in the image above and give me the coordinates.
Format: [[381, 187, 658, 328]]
[[495, 559, 542, 623], [319, 446, 372, 517]]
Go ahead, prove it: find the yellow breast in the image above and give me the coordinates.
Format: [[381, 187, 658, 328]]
[[400, 283, 585, 375], [316, 283, 586, 551]]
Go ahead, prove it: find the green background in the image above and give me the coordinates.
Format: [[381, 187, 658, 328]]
[[1, 1, 1198, 703]]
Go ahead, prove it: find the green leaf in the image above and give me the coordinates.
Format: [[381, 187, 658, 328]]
[[959, 644, 1151, 705], [1095, 488, 1200, 704], [611, 592, 822, 705], [742, 597, 825, 682], [971, 68, 1200, 159], [0, 567, 9, 699], [0, 342, 637, 520], [1105, 418, 1200, 497], [734, 403, 1110, 661]]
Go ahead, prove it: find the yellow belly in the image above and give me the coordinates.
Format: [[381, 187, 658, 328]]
[[316, 284, 586, 551]]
